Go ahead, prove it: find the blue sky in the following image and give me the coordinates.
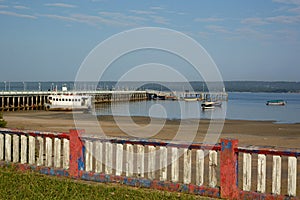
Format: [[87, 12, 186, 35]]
[[0, 0, 300, 81]]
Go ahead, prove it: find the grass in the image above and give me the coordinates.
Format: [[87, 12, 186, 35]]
[[0, 166, 214, 200]]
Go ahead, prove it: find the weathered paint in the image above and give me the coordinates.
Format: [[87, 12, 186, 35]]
[[148, 145, 156, 180], [54, 138, 61, 168], [36, 136, 44, 166], [12, 134, 19, 163], [272, 155, 281, 195], [45, 137, 52, 167], [257, 154, 266, 193], [0, 134, 3, 160], [94, 140, 102, 173], [136, 144, 144, 178], [20, 135, 26, 164], [126, 143, 133, 177], [183, 149, 192, 184], [69, 129, 84, 178], [159, 146, 167, 181], [209, 150, 217, 187], [63, 138, 69, 169], [220, 138, 239, 199], [171, 147, 179, 182], [28, 136, 35, 165], [115, 143, 123, 176], [287, 157, 297, 197], [5, 134, 11, 162], [243, 153, 252, 191], [196, 149, 204, 186]]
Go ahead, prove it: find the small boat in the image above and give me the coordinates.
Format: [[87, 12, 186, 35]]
[[184, 96, 198, 102], [266, 100, 286, 106], [44, 94, 92, 111], [201, 101, 222, 110]]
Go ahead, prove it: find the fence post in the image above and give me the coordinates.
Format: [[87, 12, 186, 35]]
[[69, 129, 85, 178], [220, 138, 239, 199]]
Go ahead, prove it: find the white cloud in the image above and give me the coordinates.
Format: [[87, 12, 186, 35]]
[[0, 10, 36, 19], [266, 15, 300, 24], [130, 10, 155, 15], [206, 25, 231, 34], [241, 17, 269, 26], [13, 5, 30, 10], [41, 13, 135, 27], [39, 14, 78, 22], [273, 0, 300, 5], [150, 15, 169, 25], [99, 11, 147, 22], [150, 6, 164, 10], [194, 17, 224, 23], [288, 6, 300, 13], [44, 3, 77, 8]]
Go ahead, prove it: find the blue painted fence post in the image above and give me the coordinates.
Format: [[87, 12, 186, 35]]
[[220, 138, 239, 199], [69, 129, 85, 178]]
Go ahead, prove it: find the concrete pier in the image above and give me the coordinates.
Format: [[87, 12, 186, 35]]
[[0, 90, 228, 112]]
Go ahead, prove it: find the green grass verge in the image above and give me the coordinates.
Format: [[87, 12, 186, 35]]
[[0, 166, 214, 200]]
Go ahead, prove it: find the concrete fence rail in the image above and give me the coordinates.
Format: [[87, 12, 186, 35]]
[[0, 128, 298, 199]]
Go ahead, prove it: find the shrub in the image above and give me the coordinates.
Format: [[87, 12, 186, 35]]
[[0, 112, 7, 128]]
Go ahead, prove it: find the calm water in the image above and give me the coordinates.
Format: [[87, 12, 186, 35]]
[[94, 92, 300, 124]]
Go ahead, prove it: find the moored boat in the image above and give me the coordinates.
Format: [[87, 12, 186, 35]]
[[266, 100, 286, 106], [44, 94, 92, 111], [201, 101, 222, 110]]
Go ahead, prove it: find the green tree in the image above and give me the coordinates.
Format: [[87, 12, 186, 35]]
[[0, 112, 7, 128]]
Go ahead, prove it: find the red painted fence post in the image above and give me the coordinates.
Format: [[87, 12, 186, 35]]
[[69, 129, 85, 178], [220, 138, 239, 199]]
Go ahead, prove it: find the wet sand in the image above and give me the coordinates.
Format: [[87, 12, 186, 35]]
[[3, 111, 300, 148]]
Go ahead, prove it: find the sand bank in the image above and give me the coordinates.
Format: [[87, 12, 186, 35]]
[[3, 111, 300, 148]]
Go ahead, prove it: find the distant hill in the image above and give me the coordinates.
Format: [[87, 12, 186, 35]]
[[223, 81, 300, 93]]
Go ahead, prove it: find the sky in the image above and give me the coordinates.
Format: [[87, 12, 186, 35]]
[[0, 0, 300, 82]]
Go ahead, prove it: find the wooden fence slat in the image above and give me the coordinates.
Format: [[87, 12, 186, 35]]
[[116, 143, 123, 176], [183, 149, 192, 184], [126, 144, 133, 177], [288, 157, 297, 196], [105, 142, 113, 174], [272, 155, 281, 195], [148, 145, 156, 180], [54, 138, 61, 168], [5, 134, 12, 162], [0, 134, 3, 160], [63, 139, 69, 169], [171, 147, 179, 182], [20, 135, 27, 164], [45, 137, 52, 167], [243, 153, 252, 191], [28, 136, 35, 164], [36, 136, 44, 166], [12, 135, 19, 163], [257, 154, 266, 193], [209, 150, 217, 187], [159, 146, 167, 181], [196, 149, 204, 186], [85, 140, 93, 172], [94, 141, 102, 173], [136, 144, 144, 178]]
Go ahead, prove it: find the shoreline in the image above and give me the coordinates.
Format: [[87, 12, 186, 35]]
[[2, 111, 300, 148]]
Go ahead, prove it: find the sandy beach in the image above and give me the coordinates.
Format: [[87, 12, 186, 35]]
[[2, 111, 300, 149]]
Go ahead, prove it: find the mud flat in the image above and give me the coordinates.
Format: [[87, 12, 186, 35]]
[[2, 111, 300, 148]]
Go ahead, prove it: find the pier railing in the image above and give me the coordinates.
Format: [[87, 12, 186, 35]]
[[0, 128, 298, 199]]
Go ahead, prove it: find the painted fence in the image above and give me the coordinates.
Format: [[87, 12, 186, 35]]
[[0, 128, 298, 199]]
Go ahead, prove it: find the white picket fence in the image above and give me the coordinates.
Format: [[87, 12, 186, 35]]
[[0, 130, 70, 169], [0, 129, 299, 199]]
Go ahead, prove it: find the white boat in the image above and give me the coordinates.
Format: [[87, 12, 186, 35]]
[[184, 96, 198, 102], [266, 100, 286, 106], [44, 94, 92, 111], [201, 101, 222, 110]]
